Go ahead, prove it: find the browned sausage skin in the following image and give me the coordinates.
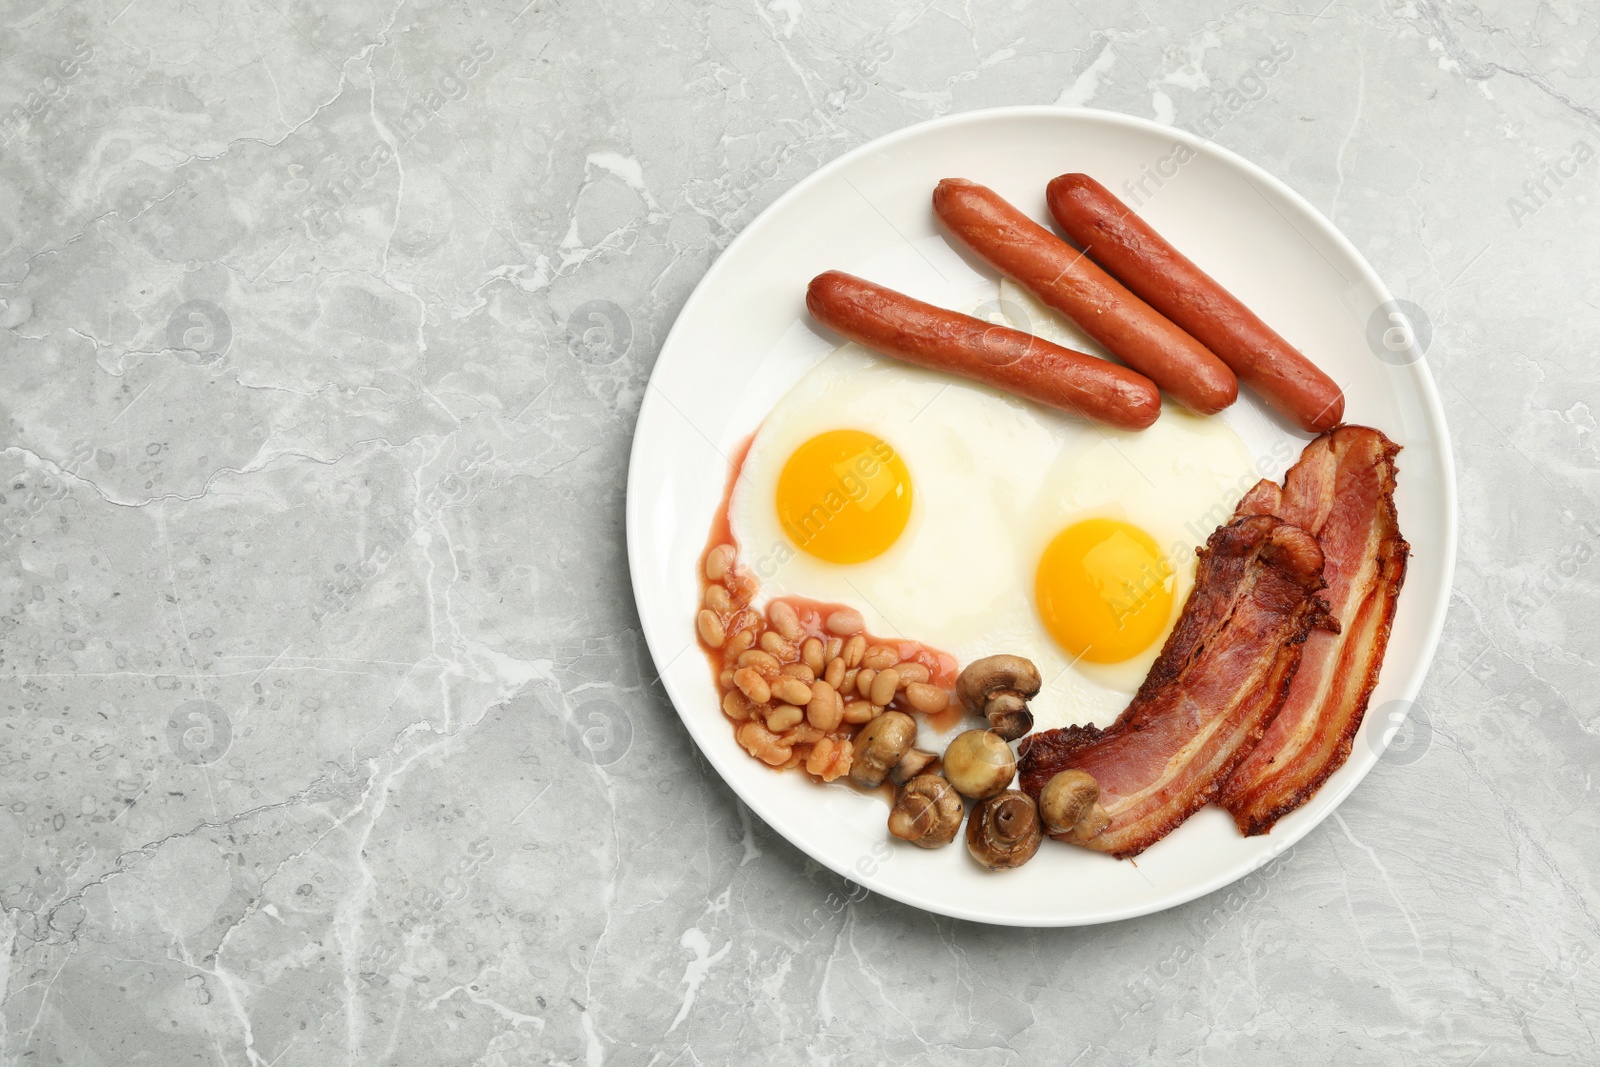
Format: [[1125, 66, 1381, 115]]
[[805, 271, 1161, 431], [931, 178, 1238, 416], [1046, 173, 1345, 433]]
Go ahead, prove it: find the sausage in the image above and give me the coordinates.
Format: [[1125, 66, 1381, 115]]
[[1046, 173, 1344, 433], [805, 271, 1161, 431], [932, 178, 1237, 416]]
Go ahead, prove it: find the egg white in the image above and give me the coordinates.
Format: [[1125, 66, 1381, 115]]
[[730, 333, 1263, 734]]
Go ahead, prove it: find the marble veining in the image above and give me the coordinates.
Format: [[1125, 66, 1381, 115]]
[[0, 0, 1596, 1063]]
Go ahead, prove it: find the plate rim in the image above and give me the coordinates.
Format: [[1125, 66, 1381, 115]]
[[625, 105, 1458, 927]]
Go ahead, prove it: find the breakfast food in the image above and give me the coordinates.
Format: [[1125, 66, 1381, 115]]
[[700, 444, 960, 784], [729, 342, 1261, 716], [1036, 768, 1101, 836], [1045, 173, 1345, 433], [692, 163, 1412, 876], [1016, 515, 1332, 858], [805, 270, 1162, 430], [697, 577, 959, 780], [942, 729, 1017, 800], [851, 711, 920, 787], [930, 178, 1238, 416], [955, 655, 1041, 741], [966, 791, 1043, 870], [888, 774, 964, 847], [1219, 426, 1409, 833]]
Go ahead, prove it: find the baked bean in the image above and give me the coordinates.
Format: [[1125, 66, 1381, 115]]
[[806, 680, 843, 731], [826, 608, 864, 635], [705, 544, 736, 581], [722, 690, 752, 720], [803, 737, 831, 775], [805, 736, 853, 781], [733, 668, 771, 705], [724, 629, 755, 657], [719, 668, 735, 689], [829, 695, 849, 732], [842, 667, 859, 693], [787, 723, 823, 745], [855, 668, 876, 699], [870, 668, 899, 707], [824, 637, 843, 661], [904, 682, 949, 714], [768, 600, 803, 642], [894, 662, 930, 685], [841, 699, 877, 725], [738, 721, 791, 766], [759, 631, 796, 661], [823, 657, 845, 689], [801, 637, 825, 672], [863, 646, 897, 671], [704, 585, 732, 614], [766, 703, 804, 732], [737, 649, 781, 675], [697, 609, 725, 647], [843, 635, 866, 668], [772, 677, 813, 707], [780, 662, 815, 684]]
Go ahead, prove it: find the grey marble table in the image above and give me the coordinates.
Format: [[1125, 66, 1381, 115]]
[[1, 0, 1596, 1063]]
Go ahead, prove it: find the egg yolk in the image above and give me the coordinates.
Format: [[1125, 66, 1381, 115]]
[[1035, 518, 1175, 663], [775, 429, 913, 564]]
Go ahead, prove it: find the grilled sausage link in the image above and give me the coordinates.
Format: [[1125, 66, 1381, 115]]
[[805, 270, 1161, 431], [1046, 173, 1344, 432], [932, 178, 1238, 416]]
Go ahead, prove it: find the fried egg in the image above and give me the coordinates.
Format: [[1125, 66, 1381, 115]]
[[730, 335, 1262, 732]]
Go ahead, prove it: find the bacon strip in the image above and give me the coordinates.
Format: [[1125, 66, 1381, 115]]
[[1018, 515, 1330, 858], [1218, 426, 1409, 835]]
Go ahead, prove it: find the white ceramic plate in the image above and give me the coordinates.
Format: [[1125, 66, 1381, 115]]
[[626, 107, 1455, 927]]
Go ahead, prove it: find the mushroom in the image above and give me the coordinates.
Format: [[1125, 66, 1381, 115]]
[[941, 729, 1016, 799], [1037, 769, 1100, 835], [888, 747, 938, 787], [888, 774, 963, 848], [981, 692, 1032, 741], [1067, 803, 1111, 844], [966, 790, 1042, 870], [850, 711, 917, 787], [956, 655, 1041, 741]]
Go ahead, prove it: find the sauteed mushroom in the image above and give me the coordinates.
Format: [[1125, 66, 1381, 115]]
[[889, 747, 937, 786], [850, 711, 917, 787], [956, 655, 1041, 741], [966, 790, 1042, 870], [1038, 769, 1099, 834], [1066, 804, 1111, 844], [942, 729, 1015, 799], [888, 774, 963, 848]]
